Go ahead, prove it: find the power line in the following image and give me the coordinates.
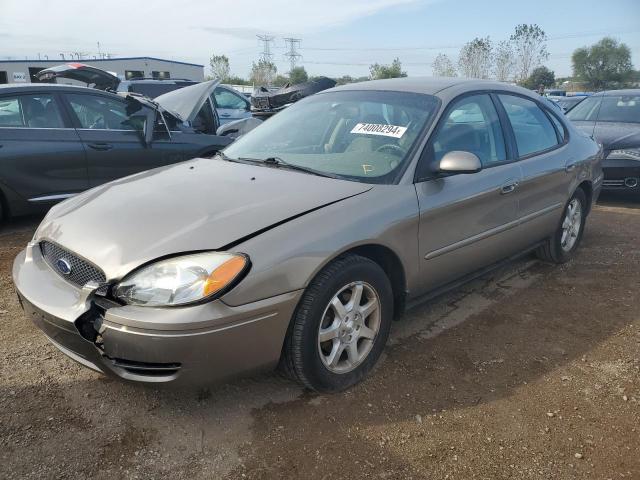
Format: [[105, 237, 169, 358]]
[[295, 27, 640, 53]]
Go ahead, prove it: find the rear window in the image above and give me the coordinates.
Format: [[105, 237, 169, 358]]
[[0, 94, 64, 128], [499, 94, 559, 157]]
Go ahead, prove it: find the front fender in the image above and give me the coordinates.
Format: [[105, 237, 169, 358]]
[[221, 184, 420, 307]]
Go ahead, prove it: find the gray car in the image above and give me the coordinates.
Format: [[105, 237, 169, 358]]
[[13, 77, 603, 392]]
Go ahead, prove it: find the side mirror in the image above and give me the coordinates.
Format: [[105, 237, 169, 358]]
[[438, 151, 482, 174], [130, 110, 155, 147]]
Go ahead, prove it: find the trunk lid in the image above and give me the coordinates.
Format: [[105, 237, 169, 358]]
[[36, 63, 120, 91]]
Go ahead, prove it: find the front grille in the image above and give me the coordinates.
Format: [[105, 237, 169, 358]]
[[40, 241, 107, 293], [603, 179, 625, 188]]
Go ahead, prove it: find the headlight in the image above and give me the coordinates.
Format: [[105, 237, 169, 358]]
[[114, 252, 248, 307], [607, 148, 640, 160]]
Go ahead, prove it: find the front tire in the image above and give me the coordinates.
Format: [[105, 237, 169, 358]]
[[281, 254, 393, 392], [536, 188, 587, 264]]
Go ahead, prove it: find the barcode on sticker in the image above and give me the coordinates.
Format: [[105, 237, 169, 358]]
[[350, 123, 407, 138]]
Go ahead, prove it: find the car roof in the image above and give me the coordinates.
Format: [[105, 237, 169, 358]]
[[599, 88, 640, 96], [327, 76, 534, 98], [0, 83, 109, 94], [120, 79, 197, 84]]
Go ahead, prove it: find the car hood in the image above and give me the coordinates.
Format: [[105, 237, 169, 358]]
[[36, 63, 120, 91], [573, 121, 640, 150], [155, 79, 220, 123], [35, 158, 372, 280], [592, 122, 640, 151]]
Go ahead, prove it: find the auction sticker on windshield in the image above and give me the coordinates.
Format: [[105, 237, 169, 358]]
[[351, 123, 407, 138]]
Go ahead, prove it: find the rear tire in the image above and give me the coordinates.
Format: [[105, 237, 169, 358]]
[[536, 188, 587, 264], [281, 254, 393, 392]]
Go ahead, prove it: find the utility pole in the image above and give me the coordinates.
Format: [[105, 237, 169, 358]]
[[283, 37, 302, 72], [256, 34, 275, 62]]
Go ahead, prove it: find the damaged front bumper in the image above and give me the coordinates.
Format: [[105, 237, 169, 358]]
[[12, 243, 302, 385]]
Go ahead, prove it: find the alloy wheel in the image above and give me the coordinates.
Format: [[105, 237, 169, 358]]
[[561, 198, 582, 252], [317, 281, 381, 374]]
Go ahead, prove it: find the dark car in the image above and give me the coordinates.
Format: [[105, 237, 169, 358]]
[[0, 79, 232, 220], [251, 77, 337, 117], [38, 63, 252, 125], [567, 89, 640, 193]]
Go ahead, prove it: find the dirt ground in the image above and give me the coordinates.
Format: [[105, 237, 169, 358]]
[[1, 193, 638, 480]]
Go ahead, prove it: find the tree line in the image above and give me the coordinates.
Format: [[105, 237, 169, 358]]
[[430, 24, 636, 91], [208, 24, 636, 91]]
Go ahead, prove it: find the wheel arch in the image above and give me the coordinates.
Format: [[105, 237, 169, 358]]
[[575, 180, 593, 214], [0, 184, 10, 221], [327, 243, 408, 319]]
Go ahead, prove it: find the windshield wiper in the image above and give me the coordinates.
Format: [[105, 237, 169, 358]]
[[242, 156, 339, 179], [216, 151, 254, 164]]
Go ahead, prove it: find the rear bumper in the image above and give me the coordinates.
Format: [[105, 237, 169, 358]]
[[602, 158, 640, 190], [13, 244, 302, 385]]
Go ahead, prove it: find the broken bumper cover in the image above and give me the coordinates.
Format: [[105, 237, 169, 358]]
[[12, 244, 302, 385]]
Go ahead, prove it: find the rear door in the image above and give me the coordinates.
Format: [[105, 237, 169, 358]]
[[62, 91, 189, 187], [496, 94, 568, 246], [0, 91, 88, 208], [213, 86, 251, 124], [414, 93, 523, 294]]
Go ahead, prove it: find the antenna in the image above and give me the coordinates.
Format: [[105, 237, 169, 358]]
[[283, 37, 302, 71]]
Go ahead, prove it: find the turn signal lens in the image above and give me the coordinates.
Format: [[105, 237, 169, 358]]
[[203, 256, 248, 296]]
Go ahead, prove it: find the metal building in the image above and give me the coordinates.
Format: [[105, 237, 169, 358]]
[[0, 57, 204, 84]]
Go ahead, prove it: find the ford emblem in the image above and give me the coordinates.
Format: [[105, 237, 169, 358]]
[[56, 258, 72, 275]]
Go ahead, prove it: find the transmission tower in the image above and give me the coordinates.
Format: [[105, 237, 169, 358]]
[[256, 34, 275, 62], [283, 38, 302, 71]]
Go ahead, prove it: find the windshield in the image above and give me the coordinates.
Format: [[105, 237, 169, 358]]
[[223, 90, 440, 184], [596, 95, 640, 123], [567, 94, 640, 123], [566, 97, 601, 121]]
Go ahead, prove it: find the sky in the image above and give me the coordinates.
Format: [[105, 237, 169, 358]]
[[1, 0, 639, 79]]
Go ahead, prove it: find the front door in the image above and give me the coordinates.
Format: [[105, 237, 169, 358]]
[[414, 93, 522, 294]]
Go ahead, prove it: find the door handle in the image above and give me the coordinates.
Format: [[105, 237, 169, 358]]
[[565, 164, 577, 172], [500, 181, 519, 195], [87, 143, 113, 151], [220, 113, 231, 117]]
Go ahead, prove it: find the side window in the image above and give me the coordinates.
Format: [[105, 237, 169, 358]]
[[431, 94, 506, 167], [214, 88, 249, 110], [0, 94, 64, 128], [548, 112, 566, 142], [67, 94, 139, 130], [0, 97, 23, 127], [498, 95, 559, 157]]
